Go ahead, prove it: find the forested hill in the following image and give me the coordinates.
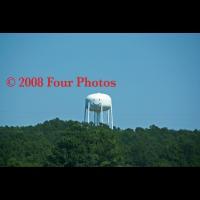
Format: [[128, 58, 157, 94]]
[[0, 118, 200, 167]]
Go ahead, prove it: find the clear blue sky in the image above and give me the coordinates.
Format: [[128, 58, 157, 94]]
[[0, 33, 200, 130]]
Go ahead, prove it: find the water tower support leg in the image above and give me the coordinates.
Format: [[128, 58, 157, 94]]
[[88, 102, 90, 123], [107, 110, 109, 125], [101, 105, 103, 123], [84, 106, 86, 122], [111, 105, 113, 129]]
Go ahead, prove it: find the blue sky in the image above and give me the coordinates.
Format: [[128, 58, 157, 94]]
[[0, 33, 200, 130]]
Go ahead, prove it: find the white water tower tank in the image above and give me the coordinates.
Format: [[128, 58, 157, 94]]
[[84, 93, 113, 129]]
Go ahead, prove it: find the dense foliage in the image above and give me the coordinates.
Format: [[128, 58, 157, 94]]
[[0, 118, 200, 167]]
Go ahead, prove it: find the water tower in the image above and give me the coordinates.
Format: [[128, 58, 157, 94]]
[[84, 93, 113, 129]]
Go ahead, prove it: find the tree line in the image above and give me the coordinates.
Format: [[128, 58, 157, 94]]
[[0, 118, 200, 167]]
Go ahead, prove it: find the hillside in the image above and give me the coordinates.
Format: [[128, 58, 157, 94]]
[[0, 118, 200, 167]]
